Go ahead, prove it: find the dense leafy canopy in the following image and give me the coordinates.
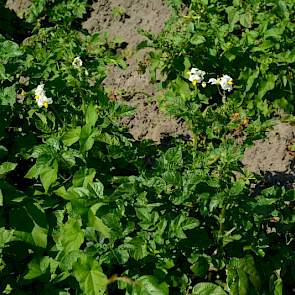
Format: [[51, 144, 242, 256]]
[[0, 0, 294, 294]]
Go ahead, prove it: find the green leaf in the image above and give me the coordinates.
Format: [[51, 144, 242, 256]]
[[229, 180, 245, 196], [190, 35, 206, 46], [192, 282, 227, 295], [161, 147, 183, 170], [25, 256, 58, 280], [80, 125, 99, 152], [240, 13, 252, 28], [0, 40, 22, 59], [40, 160, 58, 192], [58, 218, 84, 252], [62, 127, 81, 146], [236, 269, 249, 295], [0, 85, 16, 106], [0, 228, 15, 248], [245, 68, 259, 93], [132, 275, 169, 295], [85, 103, 98, 127], [227, 256, 261, 294], [273, 274, 283, 295], [264, 27, 284, 40], [241, 255, 261, 292], [88, 204, 111, 239], [25, 156, 51, 179], [24, 258, 43, 280], [190, 256, 209, 277], [226, 6, 240, 31], [73, 167, 96, 187], [137, 40, 149, 50], [0, 162, 17, 176], [182, 217, 200, 231], [31, 223, 48, 248], [257, 74, 277, 100], [61, 149, 80, 167], [170, 215, 200, 239], [0, 64, 7, 80], [73, 255, 108, 295], [40, 256, 59, 274], [127, 236, 148, 260], [54, 186, 79, 200], [89, 181, 104, 198]]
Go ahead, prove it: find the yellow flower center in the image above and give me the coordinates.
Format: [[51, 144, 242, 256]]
[[35, 95, 40, 100], [43, 101, 49, 108], [227, 80, 233, 85], [192, 80, 198, 86]]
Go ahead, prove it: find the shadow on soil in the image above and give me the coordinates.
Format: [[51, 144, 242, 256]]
[[0, 0, 32, 42]]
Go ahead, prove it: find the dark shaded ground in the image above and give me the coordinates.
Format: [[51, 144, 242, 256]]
[[1, 0, 31, 42]]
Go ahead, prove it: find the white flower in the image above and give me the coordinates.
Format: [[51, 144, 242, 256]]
[[187, 68, 206, 86], [72, 56, 83, 68], [208, 75, 234, 92], [219, 75, 234, 92], [35, 83, 45, 97], [34, 84, 52, 108], [36, 96, 53, 108]]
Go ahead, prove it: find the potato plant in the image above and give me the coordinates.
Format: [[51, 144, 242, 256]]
[[0, 0, 294, 294]]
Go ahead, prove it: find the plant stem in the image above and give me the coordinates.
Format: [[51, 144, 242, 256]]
[[219, 206, 226, 237]]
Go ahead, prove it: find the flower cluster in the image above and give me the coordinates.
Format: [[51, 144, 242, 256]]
[[188, 68, 234, 92], [187, 68, 206, 86], [34, 84, 52, 108]]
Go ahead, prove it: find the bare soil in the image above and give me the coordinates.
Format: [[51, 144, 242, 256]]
[[83, 0, 190, 142], [242, 122, 295, 188], [5, 0, 30, 17]]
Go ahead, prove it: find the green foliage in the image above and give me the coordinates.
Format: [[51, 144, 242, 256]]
[[0, 0, 294, 294], [192, 282, 227, 295], [142, 0, 295, 115]]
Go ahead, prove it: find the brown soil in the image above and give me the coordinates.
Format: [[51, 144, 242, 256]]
[[83, 0, 191, 142], [242, 122, 295, 185], [5, 0, 30, 17], [82, 0, 168, 97]]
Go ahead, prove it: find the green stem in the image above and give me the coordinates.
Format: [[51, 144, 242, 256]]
[[219, 206, 226, 237], [188, 120, 198, 148]]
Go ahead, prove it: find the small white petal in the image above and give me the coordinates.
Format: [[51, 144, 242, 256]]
[[208, 78, 218, 85], [36, 97, 44, 107], [35, 84, 45, 97], [72, 56, 83, 68], [47, 97, 53, 104]]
